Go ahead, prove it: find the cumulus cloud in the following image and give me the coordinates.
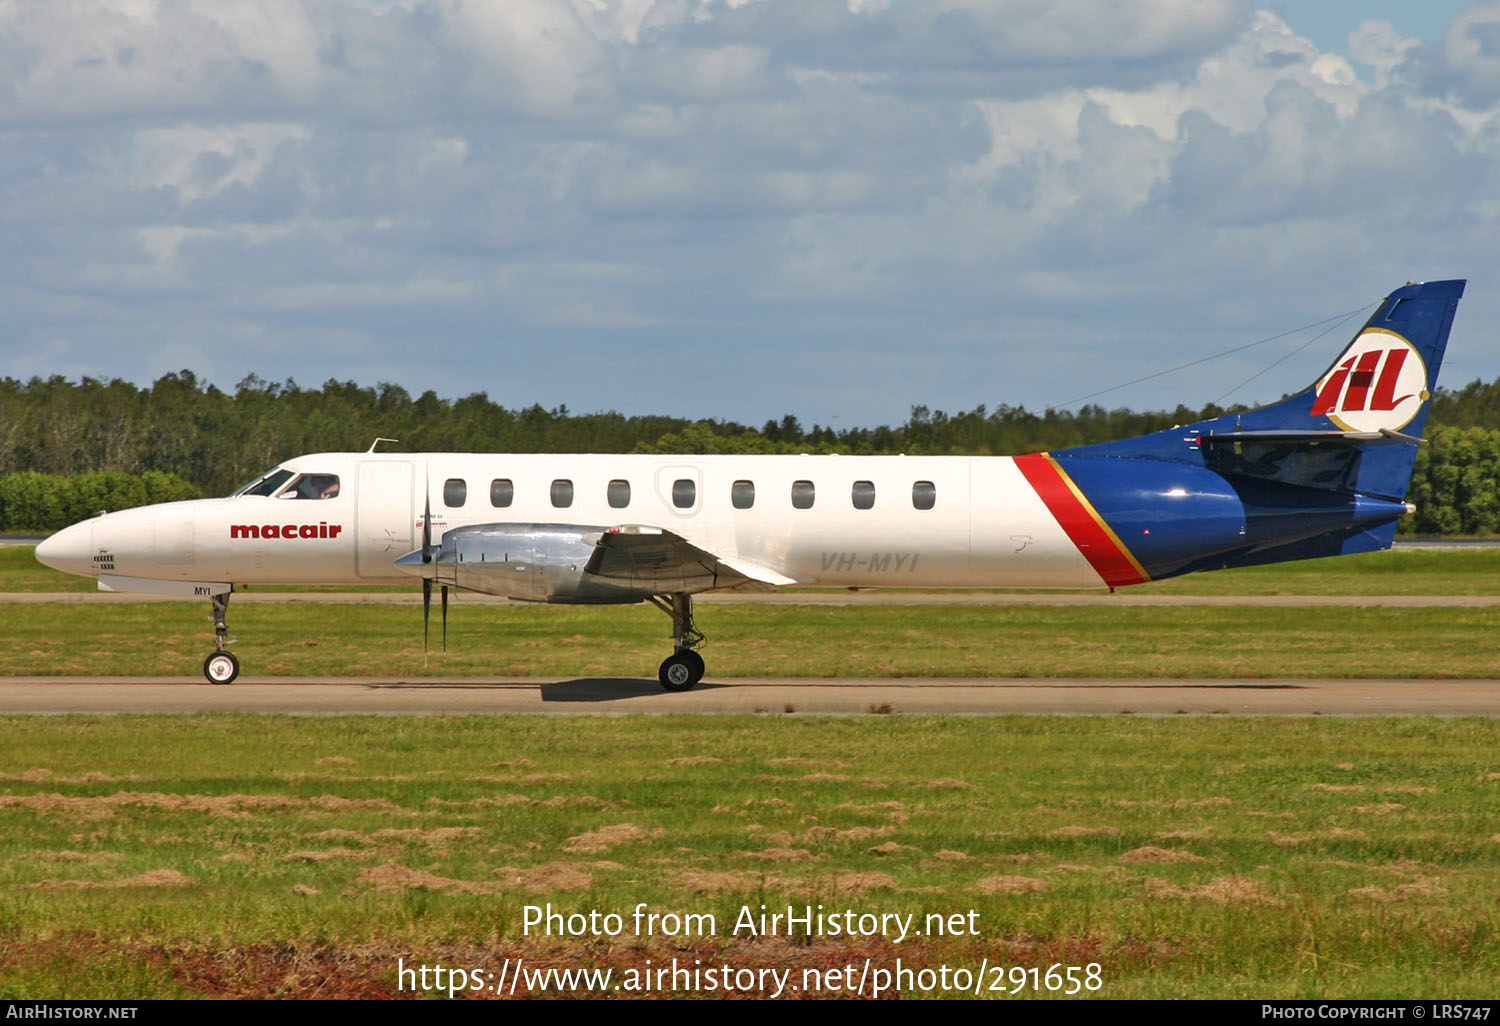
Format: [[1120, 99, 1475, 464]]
[[0, 1, 1496, 422], [1432, 0, 1500, 106]]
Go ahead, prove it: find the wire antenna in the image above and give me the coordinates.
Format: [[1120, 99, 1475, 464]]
[[1209, 305, 1370, 406], [1050, 302, 1377, 409]]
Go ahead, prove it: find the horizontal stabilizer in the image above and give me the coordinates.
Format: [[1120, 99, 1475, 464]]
[[1197, 428, 1424, 446]]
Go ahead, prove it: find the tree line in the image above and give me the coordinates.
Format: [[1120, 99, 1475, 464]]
[[2, 371, 1498, 533]]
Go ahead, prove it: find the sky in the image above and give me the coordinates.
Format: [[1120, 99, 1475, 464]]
[[2, 1, 1497, 429]]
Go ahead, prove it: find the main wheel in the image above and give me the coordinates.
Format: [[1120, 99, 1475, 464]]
[[204, 651, 240, 685], [659, 652, 704, 692]]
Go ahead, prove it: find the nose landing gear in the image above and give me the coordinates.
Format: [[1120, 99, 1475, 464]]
[[203, 591, 239, 684]]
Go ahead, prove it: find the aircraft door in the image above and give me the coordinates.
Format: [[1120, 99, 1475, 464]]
[[356, 460, 416, 579]]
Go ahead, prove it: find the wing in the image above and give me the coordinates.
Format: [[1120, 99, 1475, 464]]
[[395, 521, 797, 602], [585, 525, 798, 592]]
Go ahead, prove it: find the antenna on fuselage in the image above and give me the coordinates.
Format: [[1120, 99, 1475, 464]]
[[367, 438, 400, 452]]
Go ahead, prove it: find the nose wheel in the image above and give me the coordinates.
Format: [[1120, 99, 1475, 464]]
[[204, 651, 241, 685], [203, 591, 240, 684]]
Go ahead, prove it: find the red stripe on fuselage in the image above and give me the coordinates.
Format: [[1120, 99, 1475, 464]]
[[1014, 453, 1151, 588]]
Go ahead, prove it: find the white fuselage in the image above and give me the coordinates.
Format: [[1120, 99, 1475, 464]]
[[38, 451, 1111, 592]]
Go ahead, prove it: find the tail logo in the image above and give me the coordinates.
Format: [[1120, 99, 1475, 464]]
[[1310, 328, 1429, 432]]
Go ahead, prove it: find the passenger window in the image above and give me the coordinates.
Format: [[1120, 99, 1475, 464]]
[[912, 481, 936, 510], [791, 480, 815, 509], [551, 479, 574, 508], [281, 474, 340, 500], [443, 478, 467, 508], [851, 480, 875, 510], [672, 479, 696, 509], [608, 479, 631, 508], [490, 479, 514, 508], [731, 480, 755, 509]]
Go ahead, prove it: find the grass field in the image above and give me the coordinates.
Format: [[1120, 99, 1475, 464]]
[[4, 545, 1500, 680], [0, 715, 1496, 999], [2, 546, 1497, 999], [3, 601, 1500, 679]]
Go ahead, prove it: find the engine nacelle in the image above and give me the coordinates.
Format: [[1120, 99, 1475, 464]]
[[428, 523, 653, 603]]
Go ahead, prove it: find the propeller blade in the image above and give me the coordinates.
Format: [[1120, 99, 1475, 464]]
[[422, 577, 431, 667], [441, 585, 449, 661], [422, 494, 432, 563], [421, 490, 433, 667]]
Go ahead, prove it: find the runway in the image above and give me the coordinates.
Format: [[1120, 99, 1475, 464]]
[[0, 676, 1494, 716]]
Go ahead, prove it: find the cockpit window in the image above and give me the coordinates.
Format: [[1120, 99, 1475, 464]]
[[278, 474, 341, 500], [234, 468, 294, 497]]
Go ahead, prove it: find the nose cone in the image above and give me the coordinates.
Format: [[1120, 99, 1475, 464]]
[[35, 520, 96, 578]]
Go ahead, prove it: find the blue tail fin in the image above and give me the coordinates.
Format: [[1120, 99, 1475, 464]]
[[1049, 280, 1466, 578], [1213, 277, 1462, 500], [1060, 279, 1465, 500]]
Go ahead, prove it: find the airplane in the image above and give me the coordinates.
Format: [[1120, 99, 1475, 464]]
[[34, 279, 1465, 691]]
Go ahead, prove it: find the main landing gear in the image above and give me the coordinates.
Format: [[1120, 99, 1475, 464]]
[[650, 592, 705, 691], [202, 591, 240, 685]]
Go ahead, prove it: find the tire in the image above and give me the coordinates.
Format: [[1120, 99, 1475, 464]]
[[204, 651, 240, 685], [659, 653, 703, 692]]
